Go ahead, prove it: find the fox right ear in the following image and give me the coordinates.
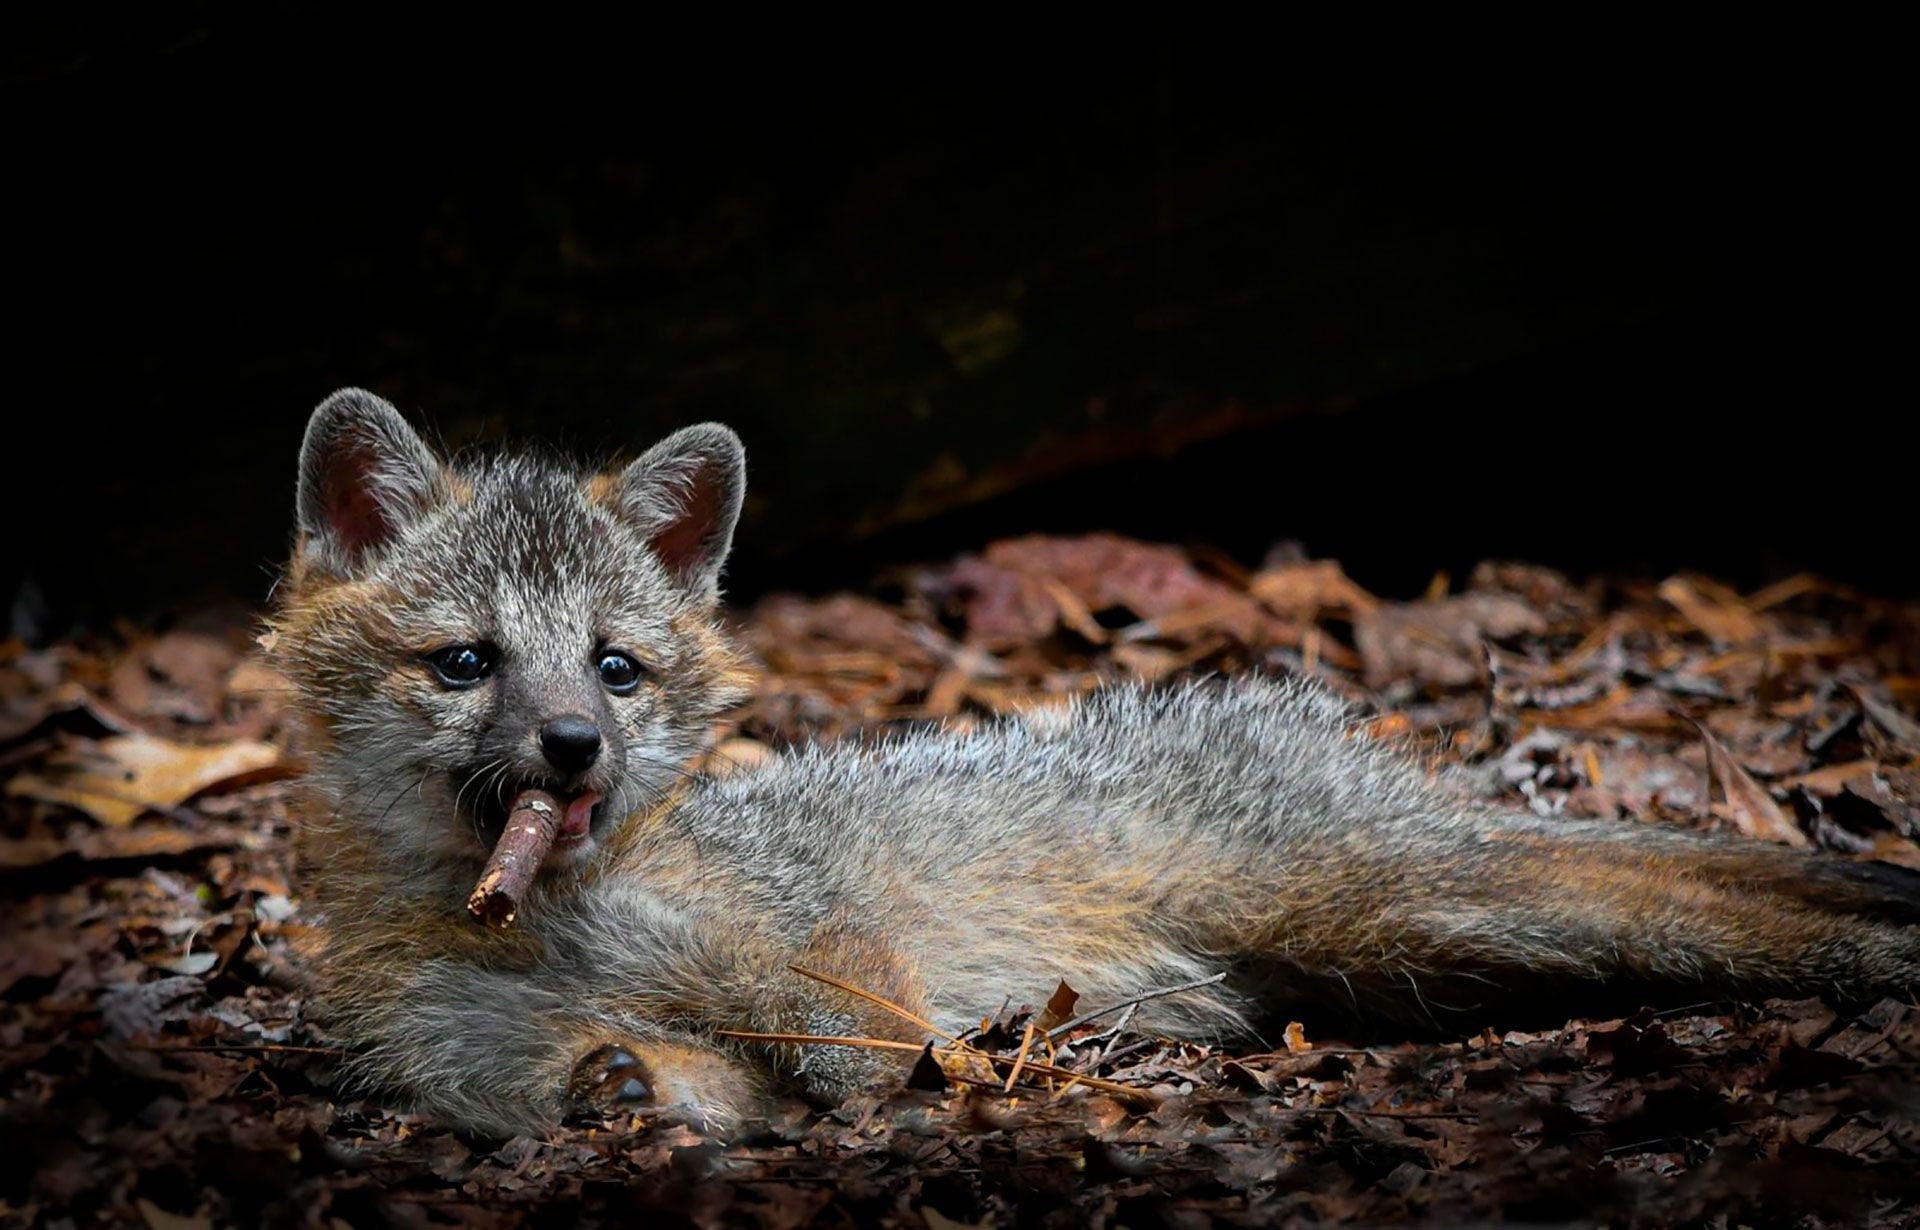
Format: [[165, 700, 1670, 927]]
[[296, 389, 444, 574]]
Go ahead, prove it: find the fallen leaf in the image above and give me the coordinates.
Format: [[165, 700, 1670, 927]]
[[1850, 684, 1920, 756], [941, 535, 1274, 649], [1036, 980, 1081, 1032], [0, 821, 258, 870], [1355, 594, 1547, 688], [137, 1198, 212, 1230], [1249, 559, 1379, 619], [110, 631, 237, 724], [1868, 835, 1920, 869], [1690, 719, 1808, 847], [1659, 576, 1768, 646], [7, 733, 282, 827], [0, 680, 132, 745], [1779, 760, 1879, 795]]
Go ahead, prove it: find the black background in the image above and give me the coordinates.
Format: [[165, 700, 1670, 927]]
[[4, 8, 1908, 631]]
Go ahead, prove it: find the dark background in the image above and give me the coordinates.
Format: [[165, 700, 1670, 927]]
[[3, 7, 1907, 633]]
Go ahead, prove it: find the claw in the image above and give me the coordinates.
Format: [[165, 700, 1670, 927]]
[[568, 1043, 657, 1120]]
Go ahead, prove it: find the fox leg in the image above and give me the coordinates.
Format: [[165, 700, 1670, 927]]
[[720, 917, 934, 1105], [336, 959, 758, 1137]]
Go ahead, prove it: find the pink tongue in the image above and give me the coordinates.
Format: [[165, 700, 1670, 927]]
[[561, 791, 602, 838]]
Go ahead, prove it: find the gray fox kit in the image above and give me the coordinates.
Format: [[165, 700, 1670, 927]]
[[273, 389, 1920, 1138]]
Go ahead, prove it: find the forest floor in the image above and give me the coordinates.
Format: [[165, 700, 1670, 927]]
[[4, 534, 1920, 1228]]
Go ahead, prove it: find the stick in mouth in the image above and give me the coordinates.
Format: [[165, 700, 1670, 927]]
[[466, 787, 562, 930]]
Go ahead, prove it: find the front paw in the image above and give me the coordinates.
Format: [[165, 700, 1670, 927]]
[[567, 1043, 656, 1119], [566, 1040, 760, 1137]]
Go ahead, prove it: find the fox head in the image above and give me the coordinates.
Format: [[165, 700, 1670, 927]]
[[272, 389, 750, 878]]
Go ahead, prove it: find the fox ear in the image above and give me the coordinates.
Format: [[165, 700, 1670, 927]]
[[617, 423, 746, 600], [296, 389, 444, 573]]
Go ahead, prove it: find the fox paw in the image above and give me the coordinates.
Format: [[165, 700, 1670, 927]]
[[566, 1040, 759, 1137], [567, 1043, 656, 1117]]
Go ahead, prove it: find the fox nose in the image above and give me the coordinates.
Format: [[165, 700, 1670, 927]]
[[539, 714, 602, 773]]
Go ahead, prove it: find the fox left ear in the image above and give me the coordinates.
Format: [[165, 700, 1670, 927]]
[[617, 423, 746, 601]]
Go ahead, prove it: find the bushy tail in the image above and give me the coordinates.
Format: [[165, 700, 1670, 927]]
[[1220, 815, 1920, 1034]]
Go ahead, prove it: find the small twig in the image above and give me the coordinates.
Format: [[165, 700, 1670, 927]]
[[1090, 1037, 1153, 1069], [788, 964, 958, 1043], [1003, 1019, 1041, 1092], [1081, 1002, 1142, 1052], [1046, 971, 1229, 1042]]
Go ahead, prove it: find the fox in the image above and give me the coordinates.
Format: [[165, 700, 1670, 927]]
[[271, 387, 1920, 1139]]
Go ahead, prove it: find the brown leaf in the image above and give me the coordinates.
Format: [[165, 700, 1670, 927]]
[[1779, 760, 1879, 795], [1690, 719, 1808, 847], [1035, 980, 1080, 1033], [6, 733, 282, 827], [0, 821, 256, 870], [1659, 576, 1768, 646], [110, 631, 238, 724], [1867, 834, 1920, 870], [906, 1041, 949, 1091], [136, 1198, 212, 1230], [0, 679, 132, 745], [943, 534, 1275, 649], [1850, 684, 1920, 756], [1248, 559, 1379, 619], [1354, 594, 1547, 688]]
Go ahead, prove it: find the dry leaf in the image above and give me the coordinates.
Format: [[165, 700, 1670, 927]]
[[1779, 760, 1879, 795], [1036, 981, 1081, 1032], [1283, 1021, 1312, 1053], [1691, 719, 1808, 847], [1249, 559, 1379, 619], [137, 1199, 213, 1230], [7, 733, 281, 827], [1354, 594, 1547, 688], [0, 821, 256, 870], [1659, 576, 1767, 646], [1850, 684, 1920, 756]]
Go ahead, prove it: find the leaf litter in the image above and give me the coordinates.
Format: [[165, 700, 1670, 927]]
[[4, 542, 1920, 1226]]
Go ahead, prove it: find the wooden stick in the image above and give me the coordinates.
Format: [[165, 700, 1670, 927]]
[[467, 788, 561, 930]]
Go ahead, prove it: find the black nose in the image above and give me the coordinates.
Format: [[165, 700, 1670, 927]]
[[539, 714, 602, 773]]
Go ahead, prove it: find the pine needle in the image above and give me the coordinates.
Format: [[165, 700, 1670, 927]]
[[787, 963, 959, 1043], [1003, 1018, 1041, 1092]]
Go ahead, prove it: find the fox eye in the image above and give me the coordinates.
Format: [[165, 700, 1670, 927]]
[[597, 650, 644, 694], [426, 644, 495, 688]]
